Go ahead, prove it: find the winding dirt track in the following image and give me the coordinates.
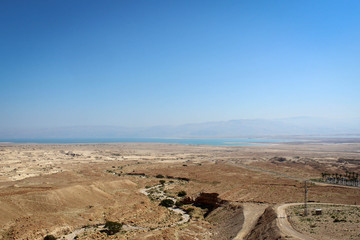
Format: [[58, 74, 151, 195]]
[[275, 203, 315, 240], [276, 203, 360, 240]]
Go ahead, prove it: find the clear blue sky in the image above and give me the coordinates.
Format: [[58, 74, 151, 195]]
[[1, 0, 360, 129]]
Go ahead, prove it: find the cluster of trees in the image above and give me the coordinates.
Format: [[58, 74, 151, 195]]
[[102, 221, 123, 235], [321, 171, 359, 187], [159, 191, 187, 208], [44, 235, 56, 240]]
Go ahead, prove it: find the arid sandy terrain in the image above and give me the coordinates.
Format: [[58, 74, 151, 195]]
[[287, 204, 360, 240], [0, 142, 359, 239]]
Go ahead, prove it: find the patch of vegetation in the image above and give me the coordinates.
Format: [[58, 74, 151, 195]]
[[333, 218, 347, 223], [156, 174, 164, 178], [159, 199, 174, 208], [185, 207, 195, 214], [101, 221, 123, 235], [44, 235, 56, 240], [159, 180, 166, 185], [175, 201, 184, 207], [177, 191, 187, 197], [211, 181, 221, 185], [177, 177, 190, 181]]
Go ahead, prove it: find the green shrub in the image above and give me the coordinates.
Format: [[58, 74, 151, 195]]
[[159, 199, 174, 208], [175, 201, 184, 207], [177, 191, 187, 197], [102, 221, 122, 235], [156, 174, 164, 178], [185, 207, 194, 214], [333, 218, 346, 223], [159, 180, 165, 185], [44, 235, 56, 240]]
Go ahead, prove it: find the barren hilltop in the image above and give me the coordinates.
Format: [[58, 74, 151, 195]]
[[0, 141, 359, 240]]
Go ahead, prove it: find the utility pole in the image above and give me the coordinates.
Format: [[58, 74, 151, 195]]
[[304, 180, 308, 216]]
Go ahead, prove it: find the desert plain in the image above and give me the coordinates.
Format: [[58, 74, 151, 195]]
[[0, 140, 359, 240]]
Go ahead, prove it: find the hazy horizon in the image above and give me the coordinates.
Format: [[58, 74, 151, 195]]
[[1, 117, 360, 139], [1, 1, 360, 133]]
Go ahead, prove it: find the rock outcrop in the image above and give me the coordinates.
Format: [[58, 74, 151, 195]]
[[180, 192, 227, 217]]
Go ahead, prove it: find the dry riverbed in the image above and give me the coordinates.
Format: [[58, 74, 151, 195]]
[[0, 142, 359, 239]]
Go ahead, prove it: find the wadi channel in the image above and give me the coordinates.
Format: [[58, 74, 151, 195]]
[[0, 141, 359, 239]]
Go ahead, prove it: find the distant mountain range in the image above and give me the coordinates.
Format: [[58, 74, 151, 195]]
[[1, 117, 360, 139]]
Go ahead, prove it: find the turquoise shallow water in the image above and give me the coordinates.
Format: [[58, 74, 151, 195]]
[[0, 138, 293, 145]]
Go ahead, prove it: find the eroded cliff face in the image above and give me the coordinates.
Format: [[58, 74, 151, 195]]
[[181, 192, 227, 216], [180, 192, 244, 240], [206, 202, 244, 240], [193, 192, 227, 216], [245, 206, 282, 240]]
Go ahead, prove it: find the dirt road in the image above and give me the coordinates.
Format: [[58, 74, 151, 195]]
[[276, 203, 315, 240], [276, 203, 360, 240]]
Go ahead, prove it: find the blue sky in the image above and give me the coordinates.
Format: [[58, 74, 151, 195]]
[[1, 0, 360, 129]]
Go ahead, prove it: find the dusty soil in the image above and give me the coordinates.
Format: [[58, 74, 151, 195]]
[[287, 204, 360, 240], [234, 203, 269, 239], [0, 142, 359, 239]]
